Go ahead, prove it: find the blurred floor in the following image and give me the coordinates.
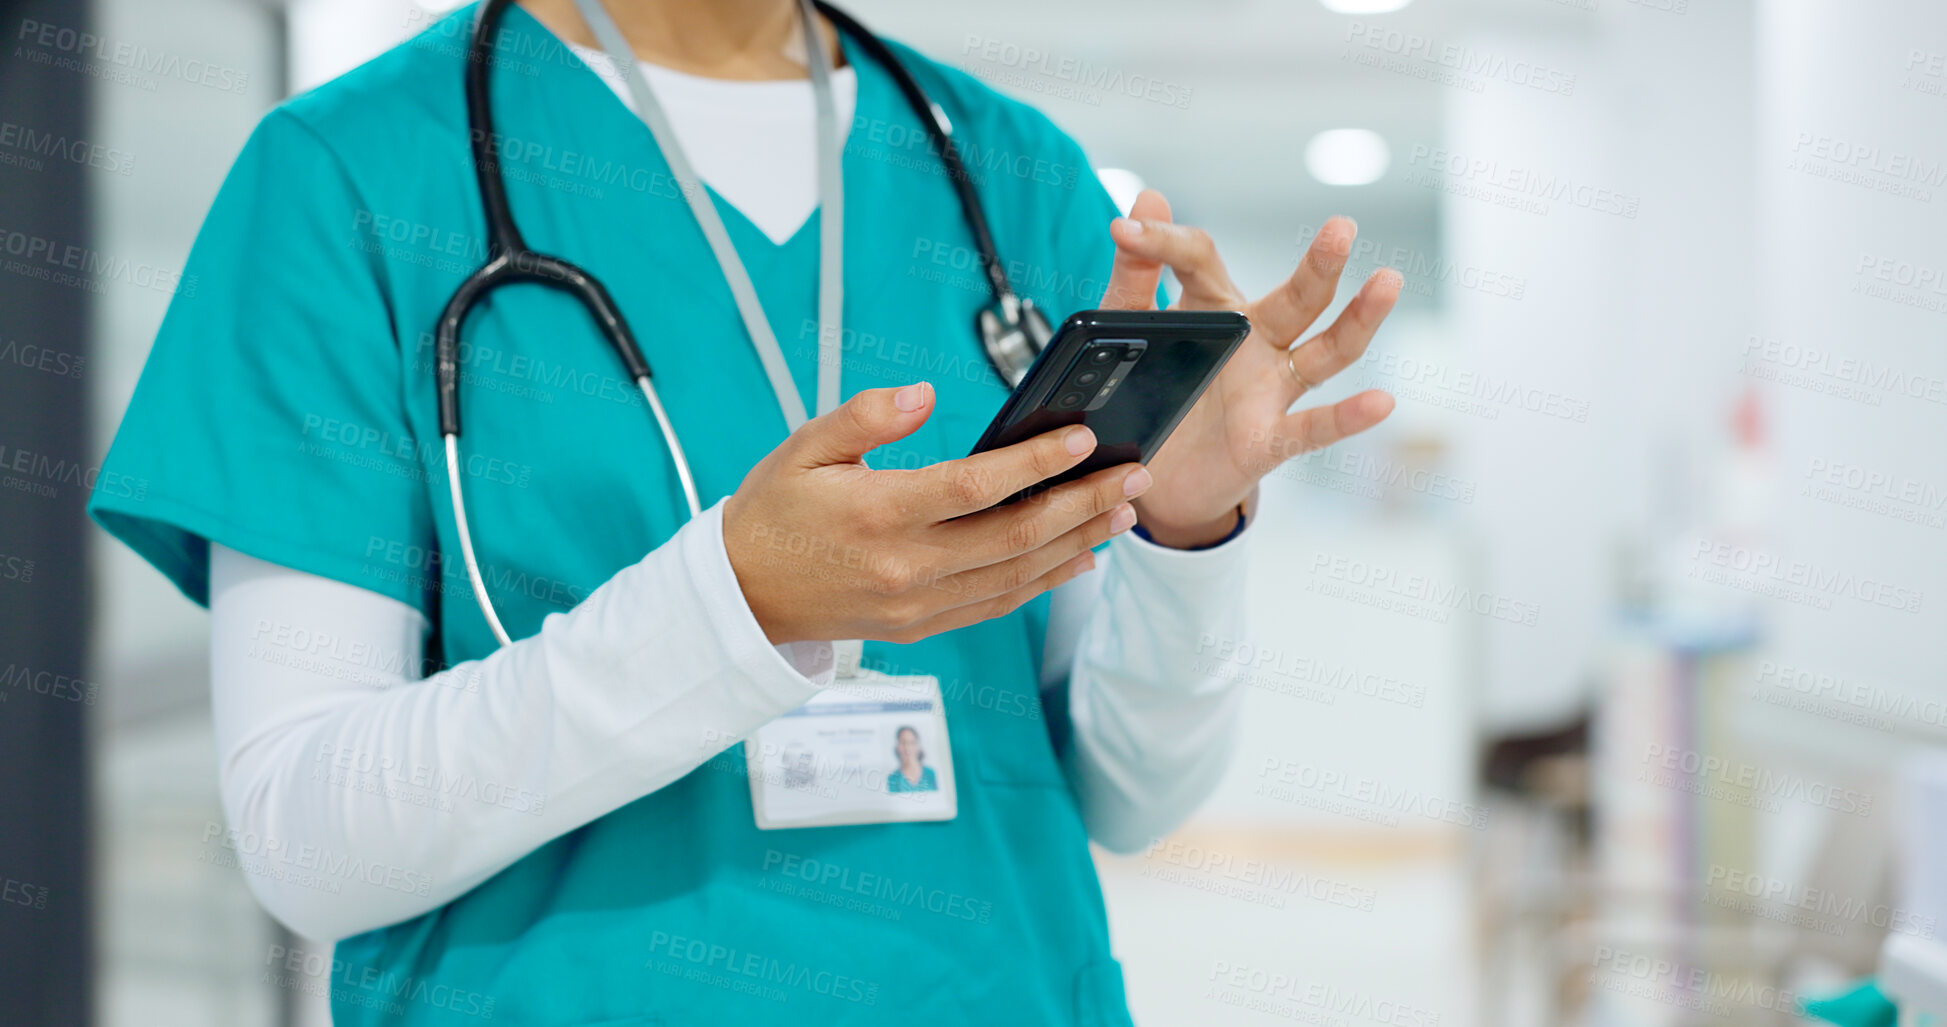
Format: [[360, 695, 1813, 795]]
[[1097, 830, 1477, 1027], [103, 716, 1481, 1027], [102, 728, 1842, 1027]]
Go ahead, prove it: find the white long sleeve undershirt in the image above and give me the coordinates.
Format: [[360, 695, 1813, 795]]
[[209, 500, 1248, 942], [207, 53, 1249, 943]]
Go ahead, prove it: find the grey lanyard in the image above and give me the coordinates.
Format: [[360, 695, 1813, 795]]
[[573, 0, 844, 428], [576, 0, 866, 677]]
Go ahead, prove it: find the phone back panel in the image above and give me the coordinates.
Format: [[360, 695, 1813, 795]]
[[968, 310, 1251, 504]]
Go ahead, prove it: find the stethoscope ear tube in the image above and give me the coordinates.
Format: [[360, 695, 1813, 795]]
[[812, 0, 1046, 387], [437, 253, 655, 438], [812, 1, 1012, 305], [637, 377, 702, 517], [444, 433, 515, 648], [466, 0, 527, 256], [435, 256, 506, 437], [436, 242, 691, 647], [444, 372, 700, 650]]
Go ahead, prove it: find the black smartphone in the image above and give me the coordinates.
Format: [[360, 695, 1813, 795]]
[[968, 309, 1252, 505]]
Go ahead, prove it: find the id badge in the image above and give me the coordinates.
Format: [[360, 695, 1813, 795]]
[[746, 666, 957, 830]]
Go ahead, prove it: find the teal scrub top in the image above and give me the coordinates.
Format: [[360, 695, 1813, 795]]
[[887, 766, 938, 794], [91, 6, 1144, 1025]]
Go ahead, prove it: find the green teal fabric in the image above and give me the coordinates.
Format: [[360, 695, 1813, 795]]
[[1803, 978, 1897, 1027], [91, 5, 1141, 1024], [886, 766, 938, 793]]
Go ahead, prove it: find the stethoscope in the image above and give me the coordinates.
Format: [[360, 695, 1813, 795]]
[[439, 0, 1053, 647]]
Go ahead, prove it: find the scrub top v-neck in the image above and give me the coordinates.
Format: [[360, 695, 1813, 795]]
[[89, 4, 1134, 1024]]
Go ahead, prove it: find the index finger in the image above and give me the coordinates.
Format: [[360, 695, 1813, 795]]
[[894, 424, 1098, 520], [1099, 189, 1172, 310], [1106, 218, 1245, 307]]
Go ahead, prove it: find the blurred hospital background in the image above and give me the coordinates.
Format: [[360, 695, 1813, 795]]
[[3, 0, 1945, 1023]]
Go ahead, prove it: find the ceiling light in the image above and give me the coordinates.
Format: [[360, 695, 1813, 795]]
[[1095, 168, 1146, 217], [1304, 129, 1390, 186], [1320, 0, 1413, 13]]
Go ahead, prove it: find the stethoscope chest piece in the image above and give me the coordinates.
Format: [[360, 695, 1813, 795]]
[[977, 295, 1053, 388]]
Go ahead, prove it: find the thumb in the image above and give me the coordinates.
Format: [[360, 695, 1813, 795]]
[[791, 382, 934, 467], [1100, 188, 1173, 310]]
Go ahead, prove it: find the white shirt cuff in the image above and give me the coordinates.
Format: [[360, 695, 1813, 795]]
[[777, 641, 839, 686], [1118, 507, 1256, 584]]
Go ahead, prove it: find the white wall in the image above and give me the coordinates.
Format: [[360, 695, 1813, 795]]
[[1436, 3, 1763, 733], [1747, 0, 1947, 760]]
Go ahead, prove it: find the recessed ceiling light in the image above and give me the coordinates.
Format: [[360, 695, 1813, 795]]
[[1304, 129, 1390, 186], [1095, 168, 1146, 217], [1320, 0, 1413, 12]]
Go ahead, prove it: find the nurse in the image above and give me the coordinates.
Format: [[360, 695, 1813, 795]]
[[888, 726, 937, 793], [91, 0, 1401, 1023]]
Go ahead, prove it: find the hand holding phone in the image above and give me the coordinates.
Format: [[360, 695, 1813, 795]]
[[724, 385, 1149, 645], [968, 309, 1252, 506]]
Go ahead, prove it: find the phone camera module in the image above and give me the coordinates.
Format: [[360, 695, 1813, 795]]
[[1073, 369, 1103, 387], [1053, 390, 1088, 410], [1089, 348, 1119, 365]]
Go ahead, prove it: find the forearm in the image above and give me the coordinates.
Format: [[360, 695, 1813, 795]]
[[210, 501, 828, 941], [1048, 525, 1250, 853]]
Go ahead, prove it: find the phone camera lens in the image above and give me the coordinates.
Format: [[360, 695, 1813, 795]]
[[1073, 369, 1103, 387], [1089, 348, 1118, 365], [1054, 391, 1087, 410]]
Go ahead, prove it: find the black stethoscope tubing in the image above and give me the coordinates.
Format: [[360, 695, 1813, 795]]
[[437, 0, 1033, 441], [434, 0, 1050, 648]]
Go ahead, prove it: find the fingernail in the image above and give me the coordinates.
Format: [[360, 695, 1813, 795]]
[[894, 383, 927, 412], [1077, 552, 1097, 574], [1110, 504, 1137, 533], [1064, 426, 1096, 456], [1114, 217, 1143, 237], [1122, 466, 1152, 497]]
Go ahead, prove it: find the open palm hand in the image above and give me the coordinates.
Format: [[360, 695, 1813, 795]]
[[1096, 190, 1403, 546]]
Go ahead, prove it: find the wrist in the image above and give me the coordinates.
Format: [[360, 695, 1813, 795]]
[[1131, 503, 1244, 549], [720, 498, 795, 645]]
